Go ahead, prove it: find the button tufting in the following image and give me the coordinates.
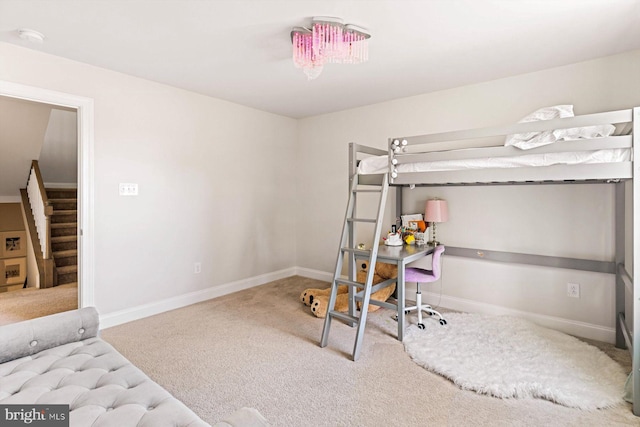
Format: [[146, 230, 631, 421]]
[[78, 328, 85, 334], [30, 340, 38, 347]]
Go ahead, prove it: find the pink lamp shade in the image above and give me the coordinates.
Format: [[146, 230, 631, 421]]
[[425, 199, 449, 223]]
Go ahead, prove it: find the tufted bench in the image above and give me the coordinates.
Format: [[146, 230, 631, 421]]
[[0, 307, 268, 427]]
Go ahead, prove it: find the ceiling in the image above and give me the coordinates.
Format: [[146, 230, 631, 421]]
[[1, 0, 639, 119]]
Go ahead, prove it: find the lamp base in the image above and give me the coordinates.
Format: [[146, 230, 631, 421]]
[[427, 240, 441, 247]]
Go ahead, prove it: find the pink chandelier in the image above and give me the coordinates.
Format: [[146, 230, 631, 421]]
[[291, 17, 371, 80]]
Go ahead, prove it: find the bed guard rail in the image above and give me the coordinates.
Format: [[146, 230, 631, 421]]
[[387, 108, 634, 184]]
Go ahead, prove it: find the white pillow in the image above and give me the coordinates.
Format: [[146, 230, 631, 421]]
[[505, 105, 574, 150], [554, 124, 616, 141]]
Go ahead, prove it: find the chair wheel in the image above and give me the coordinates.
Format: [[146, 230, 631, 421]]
[[418, 323, 425, 330], [393, 315, 398, 322], [426, 311, 433, 316], [439, 319, 447, 326], [404, 310, 410, 314]]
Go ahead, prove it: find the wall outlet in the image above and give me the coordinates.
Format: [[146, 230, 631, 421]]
[[194, 262, 201, 274], [567, 282, 580, 298]]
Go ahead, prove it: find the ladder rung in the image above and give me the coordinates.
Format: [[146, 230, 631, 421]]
[[329, 311, 359, 324], [335, 278, 365, 289], [353, 189, 382, 193], [341, 247, 371, 256], [347, 218, 377, 223]]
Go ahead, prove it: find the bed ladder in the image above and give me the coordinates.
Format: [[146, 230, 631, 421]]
[[320, 172, 389, 361]]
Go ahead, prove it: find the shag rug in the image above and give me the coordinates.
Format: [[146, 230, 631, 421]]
[[403, 313, 628, 410]]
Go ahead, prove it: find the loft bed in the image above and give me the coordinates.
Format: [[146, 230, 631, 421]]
[[348, 106, 639, 415]]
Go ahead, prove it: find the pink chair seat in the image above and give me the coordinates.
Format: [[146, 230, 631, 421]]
[[405, 268, 435, 283], [405, 244, 445, 283]]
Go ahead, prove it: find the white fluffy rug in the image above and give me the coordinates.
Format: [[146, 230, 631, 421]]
[[403, 313, 628, 410]]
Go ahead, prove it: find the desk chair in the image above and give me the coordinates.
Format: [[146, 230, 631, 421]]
[[404, 245, 446, 329]]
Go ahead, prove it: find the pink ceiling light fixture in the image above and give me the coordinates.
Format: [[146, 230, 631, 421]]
[[291, 17, 370, 80]]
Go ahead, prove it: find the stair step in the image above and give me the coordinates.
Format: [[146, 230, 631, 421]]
[[52, 210, 77, 215], [51, 222, 77, 229], [48, 200, 77, 210], [51, 236, 77, 251], [49, 198, 77, 203], [329, 311, 359, 324], [57, 265, 77, 274], [57, 273, 77, 286], [54, 249, 77, 258], [51, 215, 77, 224], [46, 189, 77, 199], [52, 235, 77, 243], [52, 242, 77, 252], [55, 256, 77, 267], [51, 224, 77, 238]]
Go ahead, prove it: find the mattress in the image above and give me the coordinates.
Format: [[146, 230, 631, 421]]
[[357, 148, 631, 175]]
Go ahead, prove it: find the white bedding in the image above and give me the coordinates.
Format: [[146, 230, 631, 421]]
[[357, 148, 631, 175]]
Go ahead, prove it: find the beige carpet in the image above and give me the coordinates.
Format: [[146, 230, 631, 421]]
[[101, 276, 637, 426], [0, 283, 77, 326]]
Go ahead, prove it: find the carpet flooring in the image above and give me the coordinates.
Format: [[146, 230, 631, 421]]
[[0, 283, 77, 326], [101, 276, 637, 426]]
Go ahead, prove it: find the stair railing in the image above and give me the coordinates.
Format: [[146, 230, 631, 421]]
[[26, 160, 53, 260]]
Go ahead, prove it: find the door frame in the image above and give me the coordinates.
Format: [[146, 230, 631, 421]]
[[0, 80, 94, 308]]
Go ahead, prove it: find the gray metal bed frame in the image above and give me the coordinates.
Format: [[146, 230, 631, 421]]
[[348, 107, 639, 415]]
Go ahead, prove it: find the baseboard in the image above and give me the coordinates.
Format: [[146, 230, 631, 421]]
[[101, 265, 615, 343], [419, 291, 615, 344], [100, 267, 296, 329], [294, 267, 333, 283]]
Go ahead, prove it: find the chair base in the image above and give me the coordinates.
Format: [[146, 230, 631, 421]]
[[405, 291, 447, 328]]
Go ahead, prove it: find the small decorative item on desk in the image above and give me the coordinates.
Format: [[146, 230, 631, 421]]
[[404, 234, 415, 245], [415, 232, 426, 245], [408, 220, 427, 232], [384, 232, 403, 246], [357, 243, 366, 250]]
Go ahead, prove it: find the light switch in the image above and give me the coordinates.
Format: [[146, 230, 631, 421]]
[[119, 183, 138, 196]]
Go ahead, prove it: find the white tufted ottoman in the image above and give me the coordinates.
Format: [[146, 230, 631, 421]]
[[0, 307, 268, 427]]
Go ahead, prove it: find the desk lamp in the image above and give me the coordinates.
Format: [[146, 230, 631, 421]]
[[425, 198, 448, 246]]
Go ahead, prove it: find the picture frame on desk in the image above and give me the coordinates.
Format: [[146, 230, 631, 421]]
[[1, 257, 26, 285], [1, 231, 27, 258]]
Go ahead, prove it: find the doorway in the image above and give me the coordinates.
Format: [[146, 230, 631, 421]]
[[0, 80, 94, 322]]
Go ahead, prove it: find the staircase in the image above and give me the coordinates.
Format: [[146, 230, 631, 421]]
[[47, 188, 78, 286]]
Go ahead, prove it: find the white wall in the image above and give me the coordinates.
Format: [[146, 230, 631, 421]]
[[0, 96, 51, 201], [39, 108, 78, 186], [296, 50, 640, 341], [0, 42, 298, 316]]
